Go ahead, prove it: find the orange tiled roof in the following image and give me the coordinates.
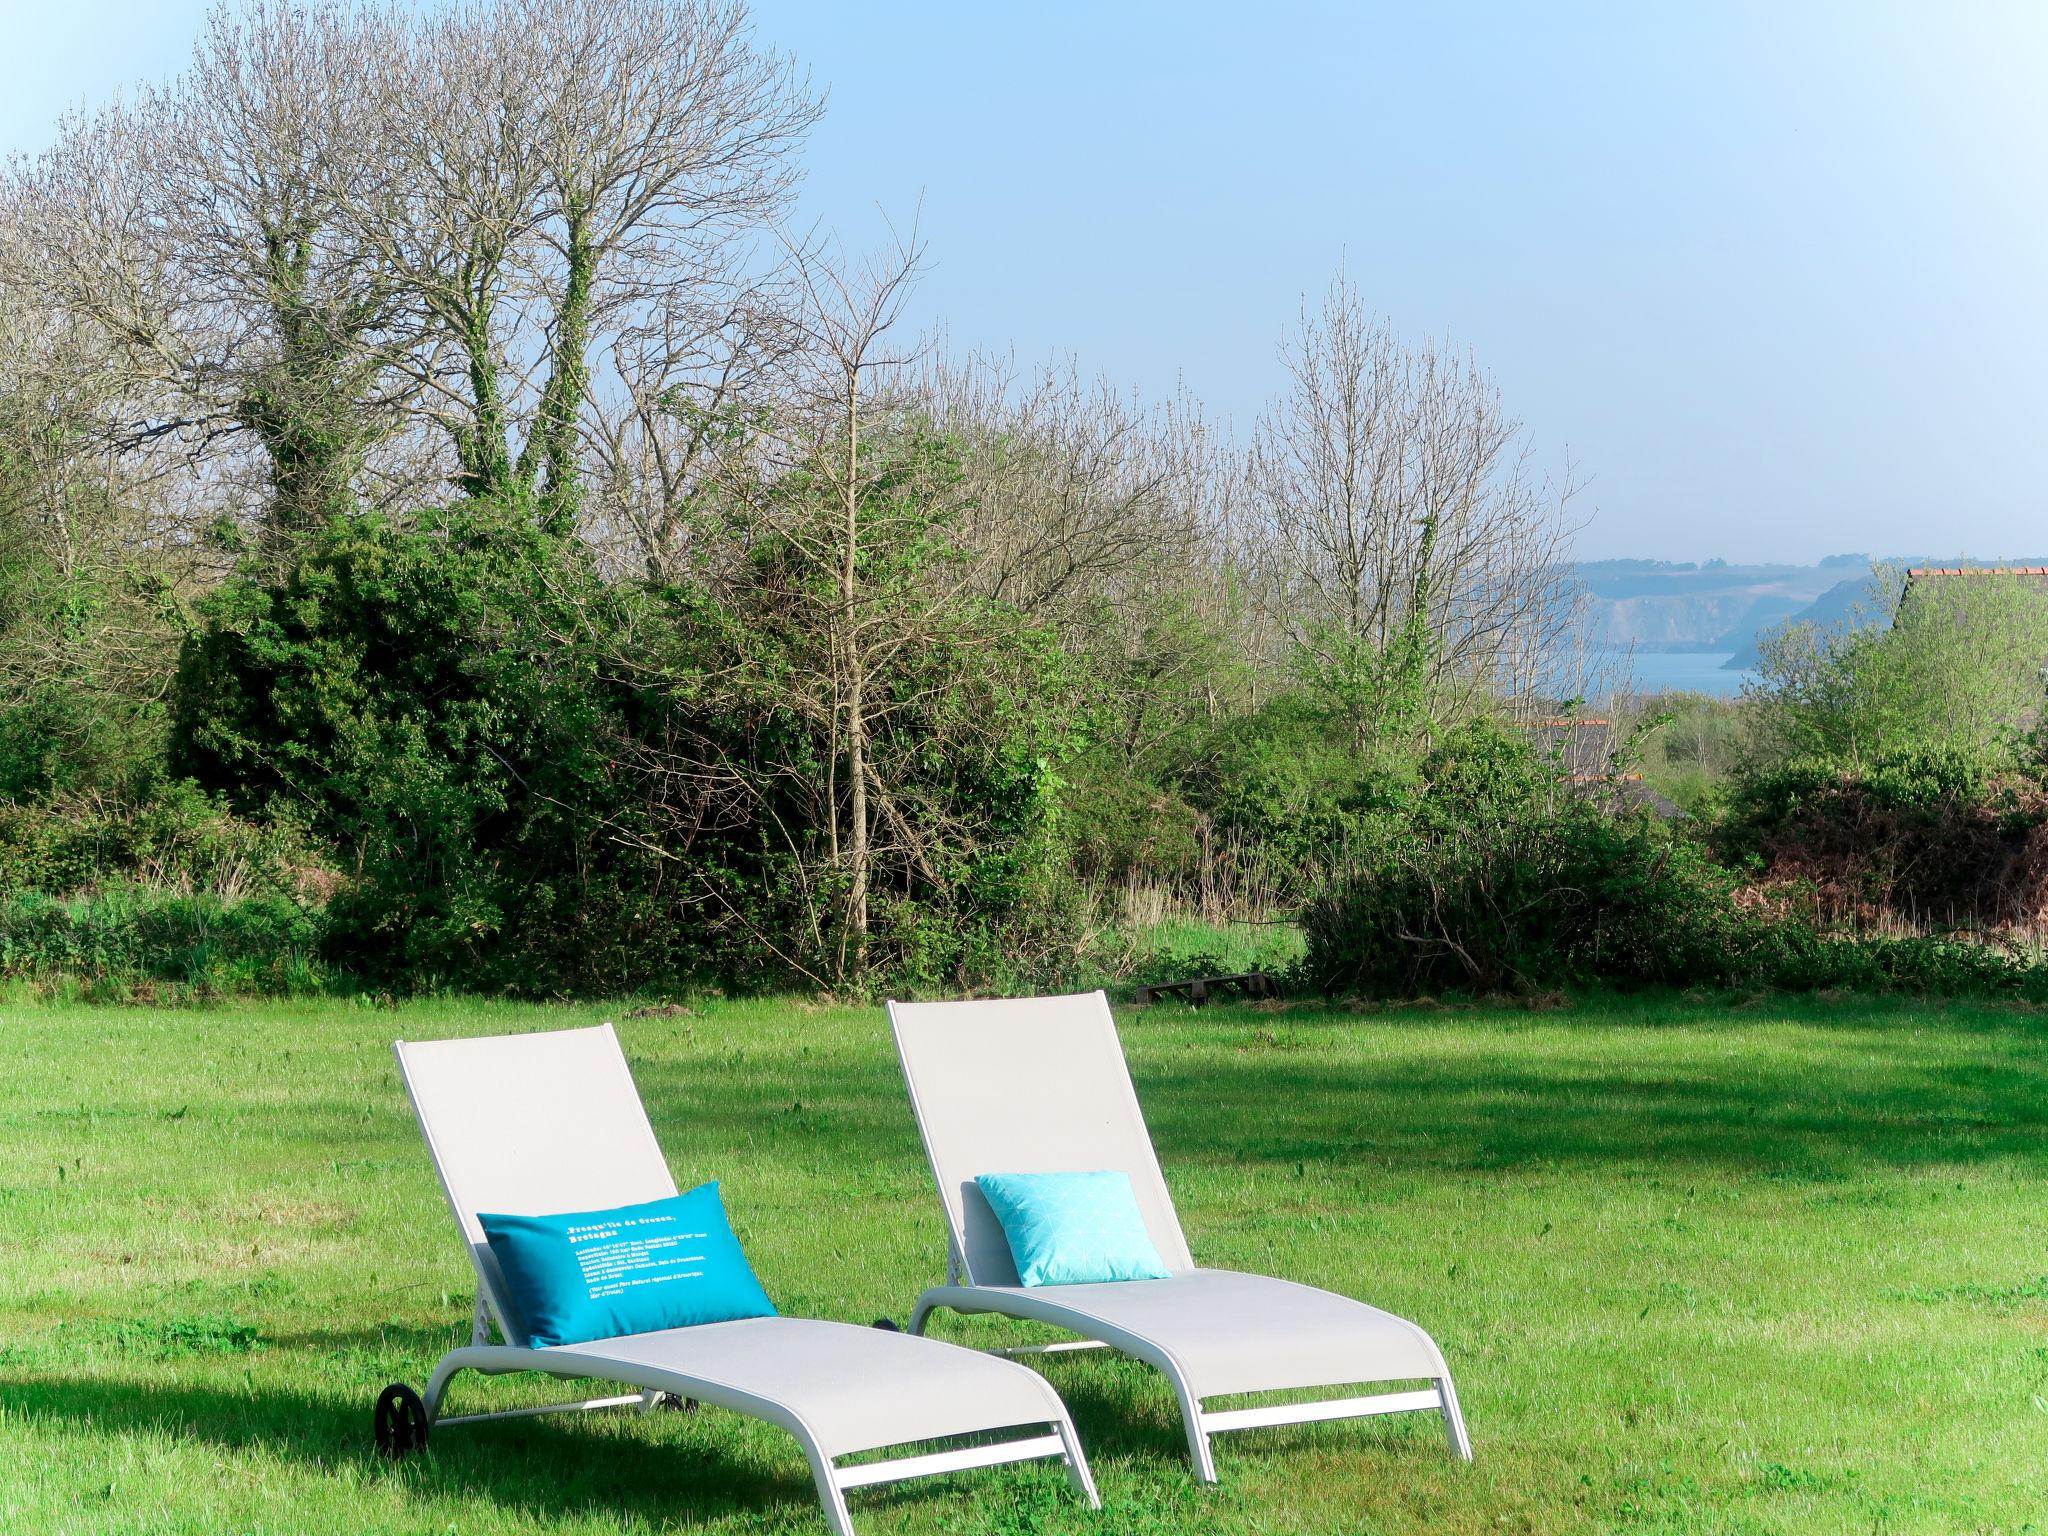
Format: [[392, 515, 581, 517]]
[[1905, 565, 2048, 577]]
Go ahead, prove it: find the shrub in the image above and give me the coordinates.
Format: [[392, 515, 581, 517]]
[[1302, 720, 2048, 1003], [672, 584, 1089, 996], [0, 780, 329, 901], [1716, 744, 2048, 933], [1173, 694, 1395, 891], [167, 494, 1088, 997], [1631, 690, 1751, 816], [1300, 720, 1741, 995], [1747, 565, 2048, 769], [1063, 765, 1206, 891], [1735, 923, 2048, 1000], [0, 886, 330, 995], [169, 502, 674, 994]]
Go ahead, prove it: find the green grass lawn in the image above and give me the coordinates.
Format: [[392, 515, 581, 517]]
[[3, 991, 2045, 1534]]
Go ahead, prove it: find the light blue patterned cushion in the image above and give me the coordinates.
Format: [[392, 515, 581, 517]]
[[975, 1170, 1172, 1287]]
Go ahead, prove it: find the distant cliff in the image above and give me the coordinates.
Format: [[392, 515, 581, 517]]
[[1577, 556, 1873, 661], [1580, 554, 2048, 673], [1718, 575, 1883, 668]]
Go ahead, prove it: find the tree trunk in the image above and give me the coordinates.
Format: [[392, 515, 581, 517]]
[[839, 365, 869, 978], [454, 257, 513, 502], [243, 223, 363, 563], [526, 201, 593, 525]]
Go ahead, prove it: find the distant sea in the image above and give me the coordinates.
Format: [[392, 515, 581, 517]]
[[1607, 651, 1757, 698]]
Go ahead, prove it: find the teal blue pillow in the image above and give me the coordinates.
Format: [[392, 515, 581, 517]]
[[479, 1182, 777, 1347], [976, 1170, 1172, 1287]]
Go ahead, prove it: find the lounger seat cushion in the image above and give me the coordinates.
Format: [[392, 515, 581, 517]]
[[965, 1269, 1444, 1399], [549, 1315, 1071, 1458]]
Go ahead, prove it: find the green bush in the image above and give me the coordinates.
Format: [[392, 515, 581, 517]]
[[1715, 744, 2048, 931], [666, 570, 1088, 996], [166, 493, 1087, 997], [1748, 565, 2048, 769], [1724, 743, 1998, 827], [1197, 698, 1367, 868], [0, 687, 157, 804], [1300, 720, 1741, 994], [0, 887, 329, 995], [169, 502, 680, 994], [1299, 719, 2048, 1002], [1062, 764, 1206, 889], [1632, 690, 1750, 816], [1737, 923, 2048, 1000], [0, 511, 181, 806], [0, 780, 327, 901]]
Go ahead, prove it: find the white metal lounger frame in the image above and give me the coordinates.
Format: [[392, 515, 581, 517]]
[[390, 1025, 1097, 1536], [888, 990, 1472, 1482]]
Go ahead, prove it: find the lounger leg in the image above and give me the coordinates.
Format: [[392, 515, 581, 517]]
[[1435, 1373, 1473, 1462], [1054, 1415, 1102, 1508], [797, 1437, 859, 1536], [1162, 1370, 1218, 1483], [1183, 1415, 1218, 1483], [423, 1351, 465, 1419], [815, 1476, 857, 1536]]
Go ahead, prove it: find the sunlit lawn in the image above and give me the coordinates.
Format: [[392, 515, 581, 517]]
[[2, 989, 2045, 1533]]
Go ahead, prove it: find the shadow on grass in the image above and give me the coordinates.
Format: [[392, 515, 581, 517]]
[[6, 1346, 1451, 1532], [4, 1361, 1254, 1530], [4, 1371, 828, 1528], [1132, 1039, 2048, 1181], [224, 995, 2048, 1217], [620, 1005, 2048, 1187]]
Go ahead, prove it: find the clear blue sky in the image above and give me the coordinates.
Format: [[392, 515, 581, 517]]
[[6, 1, 2045, 563]]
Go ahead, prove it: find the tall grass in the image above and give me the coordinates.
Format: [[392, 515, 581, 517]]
[[0, 887, 331, 998]]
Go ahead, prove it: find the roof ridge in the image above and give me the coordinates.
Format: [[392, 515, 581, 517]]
[[1906, 565, 2048, 577]]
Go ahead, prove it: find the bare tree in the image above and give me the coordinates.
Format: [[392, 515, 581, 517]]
[[720, 236, 929, 972], [916, 356, 1204, 619], [583, 268, 798, 580], [9, 1, 410, 561], [344, 2, 545, 502], [521, 0, 817, 515], [350, 0, 817, 515], [618, 234, 1092, 984], [1243, 271, 1584, 744], [900, 355, 1279, 779], [8, 0, 816, 555], [0, 290, 194, 745]]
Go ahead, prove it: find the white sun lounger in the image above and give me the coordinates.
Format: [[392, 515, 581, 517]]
[[382, 1023, 1097, 1535], [887, 990, 1472, 1481]]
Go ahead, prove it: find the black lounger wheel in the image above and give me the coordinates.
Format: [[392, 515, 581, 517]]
[[653, 1391, 698, 1413], [374, 1382, 430, 1458], [871, 1317, 902, 1332]]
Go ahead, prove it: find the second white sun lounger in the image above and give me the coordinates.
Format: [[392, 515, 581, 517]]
[[888, 990, 1472, 1481], [381, 1023, 1096, 1535]]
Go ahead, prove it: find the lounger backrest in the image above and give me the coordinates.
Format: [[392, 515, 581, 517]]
[[888, 990, 1193, 1286], [393, 1023, 677, 1346]]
